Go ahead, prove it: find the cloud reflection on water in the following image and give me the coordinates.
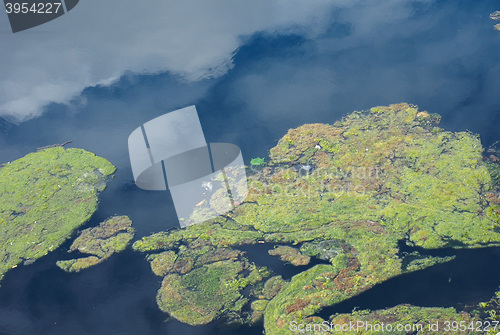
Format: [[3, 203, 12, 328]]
[[0, 0, 338, 121]]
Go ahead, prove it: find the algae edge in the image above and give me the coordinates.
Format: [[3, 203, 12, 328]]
[[56, 215, 135, 273], [0, 147, 116, 281], [132, 103, 500, 334]]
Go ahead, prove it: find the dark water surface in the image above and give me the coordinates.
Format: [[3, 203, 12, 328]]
[[317, 244, 500, 319], [1, 0, 500, 334]]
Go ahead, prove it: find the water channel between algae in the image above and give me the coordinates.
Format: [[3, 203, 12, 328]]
[[132, 103, 500, 334]]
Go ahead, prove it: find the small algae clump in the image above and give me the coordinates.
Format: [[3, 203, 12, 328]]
[[133, 103, 500, 334], [250, 157, 265, 166], [490, 11, 500, 31], [268, 245, 310, 266], [400, 251, 455, 272], [57, 216, 135, 272], [0, 147, 115, 281], [56, 256, 101, 273]]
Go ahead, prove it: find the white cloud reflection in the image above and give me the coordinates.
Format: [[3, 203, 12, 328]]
[[0, 0, 339, 122]]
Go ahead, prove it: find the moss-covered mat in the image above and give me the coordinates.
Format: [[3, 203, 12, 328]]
[[0, 147, 115, 281], [57, 215, 135, 272], [132, 103, 500, 334]]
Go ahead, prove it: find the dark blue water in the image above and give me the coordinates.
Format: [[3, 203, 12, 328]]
[[1, 0, 500, 333]]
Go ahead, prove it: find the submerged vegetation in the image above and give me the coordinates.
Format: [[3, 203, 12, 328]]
[[133, 103, 500, 334], [57, 216, 135, 272], [0, 147, 115, 282], [491, 11, 500, 31]]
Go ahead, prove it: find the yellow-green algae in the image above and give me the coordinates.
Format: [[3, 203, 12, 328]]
[[149, 237, 270, 325], [268, 245, 310, 266], [56, 215, 135, 272], [133, 103, 500, 333], [0, 147, 115, 281], [249, 275, 286, 324]]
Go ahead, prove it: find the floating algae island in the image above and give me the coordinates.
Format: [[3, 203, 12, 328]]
[[132, 103, 500, 334], [57, 215, 135, 272], [0, 147, 115, 282]]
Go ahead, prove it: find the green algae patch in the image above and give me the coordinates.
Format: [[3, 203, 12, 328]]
[[56, 215, 135, 272], [401, 252, 455, 272], [133, 103, 500, 333], [157, 260, 250, 325], [56, 256, 101, 273], [133, 218, 264, 252], [250, 157, 265, 166], [268, 245, 310, 266], [142, 236, 270, 326], [257, 103, 500, 249], [0, 147, 115, 281]]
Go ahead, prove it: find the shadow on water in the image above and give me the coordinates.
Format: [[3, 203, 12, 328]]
[[316, 244, 500, 320]]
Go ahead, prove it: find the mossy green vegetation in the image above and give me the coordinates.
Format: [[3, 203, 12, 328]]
[[133, 103, 500, 333], [401, 251, 455, 272], [0, 147, 115, 281], [158, 260, 252, 325], [56, 216, 135, 272], [268, 245, 310, 266], [250, 157, 266, 166], [148, 236, 270, 325]]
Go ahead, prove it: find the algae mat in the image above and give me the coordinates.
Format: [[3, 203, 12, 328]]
[[56, 215, 135, 273], [133, 103, 500, 334], [0, 147, 115, 281]]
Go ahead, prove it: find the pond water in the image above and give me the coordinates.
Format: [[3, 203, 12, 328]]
[[0, 0, 500, 334]]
